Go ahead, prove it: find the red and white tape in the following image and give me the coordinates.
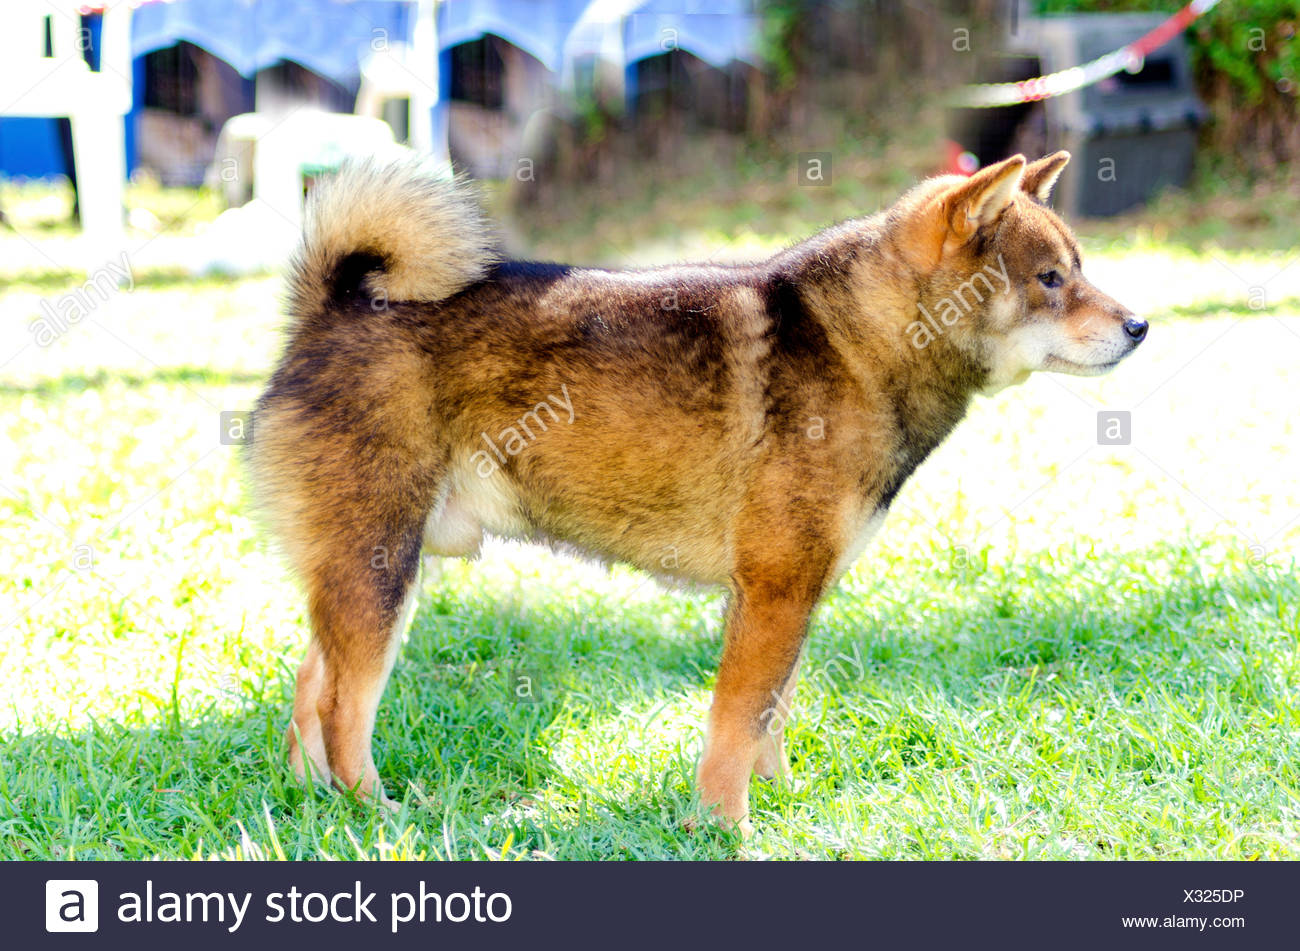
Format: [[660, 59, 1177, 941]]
[[957, 0, 1220, 108]]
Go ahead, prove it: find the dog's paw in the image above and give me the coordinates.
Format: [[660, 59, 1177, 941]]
[[752, 745, 789, 783]]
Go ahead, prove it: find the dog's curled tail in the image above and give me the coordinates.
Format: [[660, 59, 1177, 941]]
[[286, 155, 498, 318]]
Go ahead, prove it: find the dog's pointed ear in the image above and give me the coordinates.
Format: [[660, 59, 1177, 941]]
[[945, 154, 1025, 240], [1021, 151, 1070, 202]]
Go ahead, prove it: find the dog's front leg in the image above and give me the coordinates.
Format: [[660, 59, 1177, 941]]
[[754, 652, 801, 781], [697, 552, 827, 832]]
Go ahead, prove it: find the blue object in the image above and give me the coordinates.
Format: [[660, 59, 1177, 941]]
[[0, 118, 67, 180], [132, 0, 415, 87], [623, 0, 761, 70], [437, 0, 759, 74], [439, 0, 591, 74]]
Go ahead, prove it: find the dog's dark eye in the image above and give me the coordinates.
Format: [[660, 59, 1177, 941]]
[[1038, 270, 1063, 289]]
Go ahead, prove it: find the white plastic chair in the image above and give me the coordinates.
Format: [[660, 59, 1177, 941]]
[[213, 110, 404, 232], [0, 0, 132, 267]]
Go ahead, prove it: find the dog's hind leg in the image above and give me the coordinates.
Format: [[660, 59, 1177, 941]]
[[302, 496, 430, 806], [288, 639, 330, 787], [282, 491, 428, 800], [275, 463, 435, 805], [254, 389, 443, 806]]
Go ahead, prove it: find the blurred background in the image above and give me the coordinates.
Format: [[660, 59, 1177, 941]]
[[1, 1, 1298, 860], [0, 0, 1294, 272]]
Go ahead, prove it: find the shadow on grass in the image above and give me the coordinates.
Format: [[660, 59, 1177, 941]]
[[2, 542, 1294, 859], [0, 365, 265, 396], [0, 268, 265, 294]]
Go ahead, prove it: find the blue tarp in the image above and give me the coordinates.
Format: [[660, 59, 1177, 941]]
[[132, 0, 415, 87], [131, 0, 760, 83], [440, 0, 759, 73], [624, 1, 761, 70], [439, 0, 592, 74]]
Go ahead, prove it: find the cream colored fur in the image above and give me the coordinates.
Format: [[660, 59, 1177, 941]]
[[286, 156, 499, 318]]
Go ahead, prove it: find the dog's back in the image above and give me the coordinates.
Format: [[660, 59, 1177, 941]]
[[255, 161, 871, 587]]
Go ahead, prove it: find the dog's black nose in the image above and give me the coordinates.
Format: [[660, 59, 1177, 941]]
[[1123, 317, 1148, 342]]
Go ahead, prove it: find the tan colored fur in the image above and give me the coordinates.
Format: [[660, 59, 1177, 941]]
[[251, 152, 1144, 830], [287, 155, 498, 319]]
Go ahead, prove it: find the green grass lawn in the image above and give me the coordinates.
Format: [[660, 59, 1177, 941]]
[[1, 167, 1298, 860]]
